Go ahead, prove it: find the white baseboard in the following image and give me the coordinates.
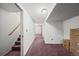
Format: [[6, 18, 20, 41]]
[[1, 47, 11, 56], [24, 36, 35, 56], [45, 41, 63, 44]]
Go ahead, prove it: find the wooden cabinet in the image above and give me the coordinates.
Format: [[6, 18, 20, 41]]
[[63, 40, 70, 50], [70, 28, 79, 55]]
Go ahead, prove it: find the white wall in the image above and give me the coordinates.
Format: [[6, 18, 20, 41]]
[[0, 8, 20, 55], [64, 16, 79, 39], [23, 10, 35, 55], [42, 21, 64, 44], [43, 15, 79, 44], [35, 24, 41, 34], [18, 4, 35, 55]]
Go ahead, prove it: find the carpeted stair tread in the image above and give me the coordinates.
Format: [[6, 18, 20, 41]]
[[12, 45, 20, 51], [13, 45, 20, 47], [17, 38, 20, 41], [15, 41, 20, 45]]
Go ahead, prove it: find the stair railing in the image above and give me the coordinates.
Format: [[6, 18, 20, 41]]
[[8, 24, 20, 36]]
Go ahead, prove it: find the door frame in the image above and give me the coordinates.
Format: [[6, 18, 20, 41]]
[[15, 3, 24, 56]]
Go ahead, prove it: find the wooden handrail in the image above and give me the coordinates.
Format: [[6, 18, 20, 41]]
[[8, 24, 20, 36]]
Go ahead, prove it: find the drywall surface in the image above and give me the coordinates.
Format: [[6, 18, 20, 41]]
[[42, 21, 64, 44], [18, 4, 35, 55], [22, 10, 35, 55], [0, 8, 20, 55], [64, 16, 79, 39]]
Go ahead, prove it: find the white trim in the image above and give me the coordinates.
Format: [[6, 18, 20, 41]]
[[45, 41, 63, 44], [24, 35, 35, 56], [20, 11, 24, 56], [15, 3, 24, 56]]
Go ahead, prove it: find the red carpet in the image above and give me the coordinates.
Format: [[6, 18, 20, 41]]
[[5, 34, 73, 56], [26, 34, 73, 56]]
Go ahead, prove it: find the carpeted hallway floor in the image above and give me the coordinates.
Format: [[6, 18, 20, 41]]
[[26, 34, 73, 56]]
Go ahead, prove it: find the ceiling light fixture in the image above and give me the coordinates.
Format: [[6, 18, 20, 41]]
[[41, 8, 48, 14]]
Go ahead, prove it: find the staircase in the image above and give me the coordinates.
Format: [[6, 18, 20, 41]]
[[12, 35, 21, 51], [5, 35, 21, 56]]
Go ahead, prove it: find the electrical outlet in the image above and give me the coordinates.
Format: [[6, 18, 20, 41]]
[[51, 38, 53, 40]]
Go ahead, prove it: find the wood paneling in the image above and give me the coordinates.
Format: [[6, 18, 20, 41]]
[[70, 28, 79, 55]]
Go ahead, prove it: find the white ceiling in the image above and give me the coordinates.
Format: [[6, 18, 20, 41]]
[[22, 3, 56, 24], [0, 3, 20, 12], [47, 3, 79, 23]]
